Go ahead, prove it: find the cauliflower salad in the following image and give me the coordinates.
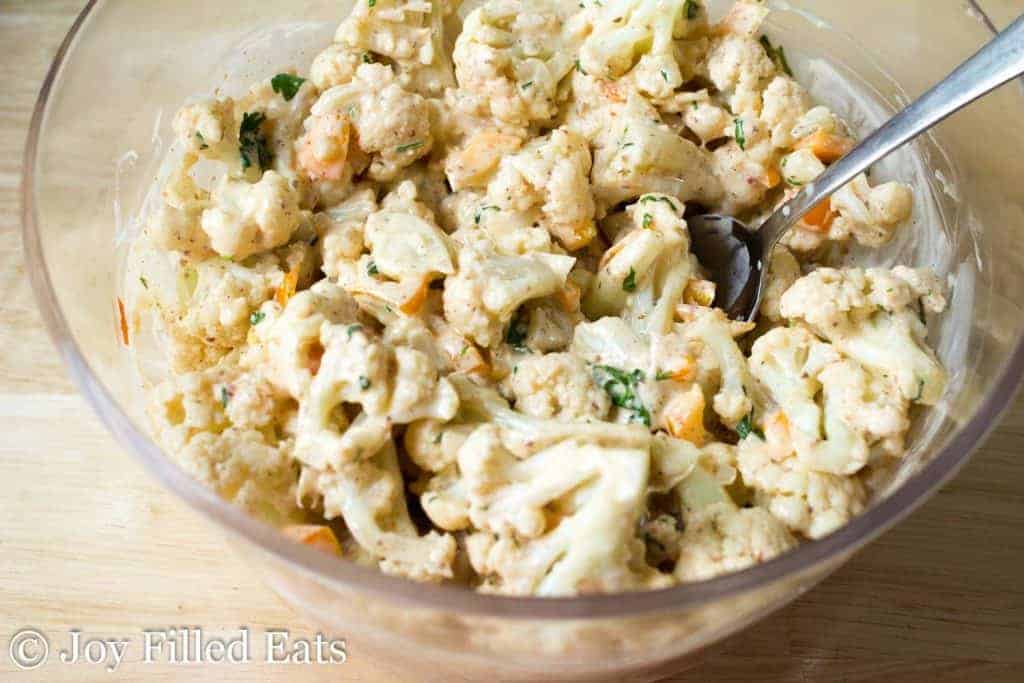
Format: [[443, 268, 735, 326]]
[[130, 0, 948, 596]]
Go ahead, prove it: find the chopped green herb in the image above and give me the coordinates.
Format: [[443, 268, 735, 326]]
[[913, 378, 925, 402], [271, 73, 306, 101], [367, 261, 379, 276], [733, 117, 746, 150], [195, 132, 208, 150], [359, 376, 371, 390], [521, 80, 534, 90], [239, 111, 272, 172], [506, 309, 529, 350], [592, 365, 651, 426], [684, 0, 699, 20], [639, 194, 678, 211], [368, 0, 376, 6], [759, 36, 793, 76], [642, 213, 652, 229], [249, 310, 266, 325], [574, 58, 585, 74], [139, 276, 149, 290], [346, 323, 363, 339], [736, 413, 763, 440], [623, 268, 637, 292], [474, 205, 499, 225], [661, 69, 669, 82], [655, 370, 672, 381], [396, 140, 424, 153], [362, 52, 374, 64], [219, 386, 230, 408]]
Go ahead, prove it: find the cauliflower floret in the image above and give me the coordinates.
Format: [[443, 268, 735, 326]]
[[737, 417, 867, 539], [247, 280, 361, 398], [443, 238, 575, 348], [509, 353, 611, 420], [309, 64, 433, 182], [452, 0, 574, 130], [760, 245, 800, 322], [159, 256, 284, 371], [200, 171, 303, 260], [704, 33, 776, 116], [310, 43, 364, 91], [485, 128, 597, 251], [759, 76, 811, 149], [299, 441, 456, 581], [316, 187, 377, 279], [780, 267, 947, 404], [574, 92, 722, 213], [177, 428, 301, 525], [333, 0, 455, 96], [750, 327, 910, 474], [294, 321, 459, 470], [459, 425, 668, 595], [679, 307, 756, 427], [583, 194, 691, 326], [673, 445, 796, 581], [829, 174, 913, 247]]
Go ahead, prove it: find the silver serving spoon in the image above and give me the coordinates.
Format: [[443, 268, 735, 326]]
[[690, 14, 1024, 321]]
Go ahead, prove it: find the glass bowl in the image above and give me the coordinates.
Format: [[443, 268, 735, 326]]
[[22, 1, 1023, 680]]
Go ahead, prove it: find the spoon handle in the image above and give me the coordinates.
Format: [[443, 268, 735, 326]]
[[758, 13, 1024, 250]]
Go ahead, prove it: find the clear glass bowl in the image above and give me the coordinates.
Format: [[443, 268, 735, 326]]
[[22, 1, 1023, 680]]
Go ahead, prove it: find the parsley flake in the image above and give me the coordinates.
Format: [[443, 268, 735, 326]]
[[474, 205, 499, 225], [736, 413, 764, 440], [592, 365, 650, 426], [684, 0, 699, 20], [359, 376, 371, 390], [642, 213, 652, 229], [139, 276, 149, 290], [759, 36, 793, 76], [506, 309, 529, 350], [639, 195, 678, 211], [396, 141, 424, 153], [367, 261, 379, 276], [219, 386, 231, 408], [733, 117, 746, 150], [239, 111, 272, 172], [249, 311, 266, 325], [655, 370, 672, 381], [623, 268, 638, 292], [346, 324, 363, 339], [195, 132, 208, 150], [271, 73, 306, 101]]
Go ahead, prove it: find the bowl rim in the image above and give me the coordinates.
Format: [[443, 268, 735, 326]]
[[21, 0, 1023, 620]]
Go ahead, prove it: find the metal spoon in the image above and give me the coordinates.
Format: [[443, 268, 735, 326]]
[[689, 13, 1024, 322]]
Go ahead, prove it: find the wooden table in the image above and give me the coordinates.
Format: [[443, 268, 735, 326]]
[[1, 2, 1022, 680]]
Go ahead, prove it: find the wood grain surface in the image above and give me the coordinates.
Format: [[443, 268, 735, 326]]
[[1, 2, 1022, 681]]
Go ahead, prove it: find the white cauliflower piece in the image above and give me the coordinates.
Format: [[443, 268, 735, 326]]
[[508, 353, 610, 420], [673, 448, 796, 582], [679, 307, 756, 427], [200, 171, 303, 260], [829, 174, 914, 248], [737, 415, 867, 539], [460, 425, 667, 595], [310, 64, 433, 182], [160, 255, 284, 371], [704, 33, 776, 116], [760, 245, 800, 322], [334, 0, 455, 96], [485, 127, 597, 251], [295, 321, 459, 470], [316, 187, 377, 279], [577, 0, 695, 80], [759, 76, 811, 149], [443, 238, 575, 347], [310, 43, 365, 91], [779, 267, 947, 405], [299, 441, 456, 581], [452, 0, 575, 130], [583, 194, 691, 328]]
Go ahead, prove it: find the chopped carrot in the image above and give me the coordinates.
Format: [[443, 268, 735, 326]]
[[800, 198, 836, 232], [667, 355, 697, 382], [275, 266, 300, 307], [117, 297, 130, 346], [762, 165, 782, 188], [282, 525, 342, 556], [399, 275, 431, 315], [663, 387, 709, 446], [795, 131, 854, 164]]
